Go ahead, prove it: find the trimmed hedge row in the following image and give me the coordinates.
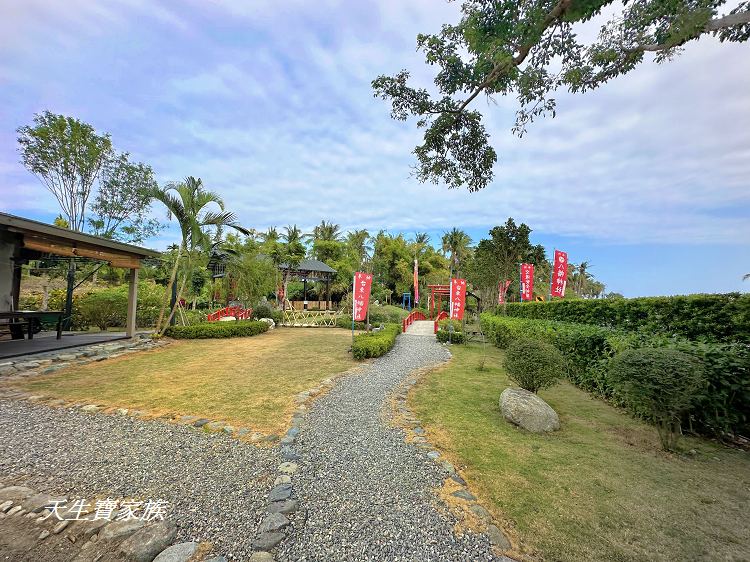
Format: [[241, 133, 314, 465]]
[[480, 313, 750, 437], [336, 317, 367, 330], [164, 320, 269, 339], [352, 323, 401, 360], [436, 329, 466, 344], [497, 293, 750, 343]]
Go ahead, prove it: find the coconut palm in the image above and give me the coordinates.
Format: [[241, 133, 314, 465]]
[[441, 228, 472, 277], [149, 176, 249, 331], [346, 229, 372, 269]]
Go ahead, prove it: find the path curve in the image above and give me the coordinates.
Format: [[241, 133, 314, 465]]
[[278, 328, 501, 561]]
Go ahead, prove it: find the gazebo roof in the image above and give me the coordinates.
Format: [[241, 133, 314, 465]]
[[279, 258, 337, 274]]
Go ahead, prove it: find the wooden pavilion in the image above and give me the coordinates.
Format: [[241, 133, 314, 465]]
[[0, 212, 159, 339], [278, 258, 337, 310]]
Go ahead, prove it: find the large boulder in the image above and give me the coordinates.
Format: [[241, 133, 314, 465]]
[[259, 318, 276, 329], [500, 388, 560, 433]]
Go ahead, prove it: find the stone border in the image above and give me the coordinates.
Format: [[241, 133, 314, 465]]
[[0, 483, 227, 561], [0, 335, 166, 379], [389, 360, 517, 558]]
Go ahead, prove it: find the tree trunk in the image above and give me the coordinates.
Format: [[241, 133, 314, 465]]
[[41, 285, 49, 311], [155, 243, 183, 333]]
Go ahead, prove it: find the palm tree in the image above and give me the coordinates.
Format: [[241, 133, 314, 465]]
[[743, 273, 750, 281], [309, 220, 342, 243], [273, 224, 307, 309], [149, 176, 249, 332], [575, 261, 592, 295], [346, 229, 372, 269], [441, 228, 472, 277]]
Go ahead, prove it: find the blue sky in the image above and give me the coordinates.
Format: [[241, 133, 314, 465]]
[[1, 0, 749, 297]]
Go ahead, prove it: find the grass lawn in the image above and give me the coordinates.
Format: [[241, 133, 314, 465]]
[[411, 342, 750, 562], [10, 328, 356, 435]]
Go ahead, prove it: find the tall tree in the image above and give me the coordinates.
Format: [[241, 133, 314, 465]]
[[149, 176, 248, 331], [441, 227, 472, 277], [373, 1, 750, 191], [87, 151, 161, 244], [17, 111, 112, 231], [272, 224, 307, 309], [346, 229, 373, 269], [468, 218, 546, 303]]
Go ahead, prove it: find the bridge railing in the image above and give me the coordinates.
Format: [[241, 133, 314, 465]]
[[402, 310, 426, 332], [433, 310, 449, 333], [207, 306, 252, 322]]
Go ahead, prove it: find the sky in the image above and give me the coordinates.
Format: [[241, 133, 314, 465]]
[[0, 0, 749, 297]]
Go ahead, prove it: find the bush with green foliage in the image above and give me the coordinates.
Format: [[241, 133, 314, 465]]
[[503, 338, 566, 393], [608, 348, 706, 450], [250, 302, 283, 324], [480, 313, 750, 438], [78, 287, 128, 330], [497, 293, 750, 343], [369, 304, 410, 323], [436, 329, 465, 344], [163, 320, 269, 339], [336, 316, 367, 330], [352, 323, 401, 359]]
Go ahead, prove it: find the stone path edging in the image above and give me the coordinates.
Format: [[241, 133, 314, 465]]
[[391, 354, 516, 555]]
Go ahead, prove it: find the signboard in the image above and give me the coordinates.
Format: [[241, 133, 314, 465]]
[[498, 279, 511, 304], [352, 272, 373, 322], [450, 278, 467, 320], [550, 250, 568, 298], [520, 263, 534, 301]]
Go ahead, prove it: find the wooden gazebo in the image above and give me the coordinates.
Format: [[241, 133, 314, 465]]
[[278, 258, 336, 310]]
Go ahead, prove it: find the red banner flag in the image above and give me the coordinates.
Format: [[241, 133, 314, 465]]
[[413, 259, 419, 304], [498, 279, 512, 304], [550, 250, 568, 298], [520, 263, 534, 301], [450, 278, 467, 320], [352, 271, 373, 322]]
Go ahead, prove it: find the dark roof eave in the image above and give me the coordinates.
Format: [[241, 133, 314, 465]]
[[0, 212, 161, 258]]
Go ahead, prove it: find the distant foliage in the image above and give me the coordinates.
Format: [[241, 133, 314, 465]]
[[480, 313, 750, 438], [352, 323, 401, 360], [609, 348, 706, 450], [497, 293, 750, 343], [503, 338, 566, 393], [164, 320, 269, 339]]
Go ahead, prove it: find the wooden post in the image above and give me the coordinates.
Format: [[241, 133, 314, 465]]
[[126, 267, 138, 337]]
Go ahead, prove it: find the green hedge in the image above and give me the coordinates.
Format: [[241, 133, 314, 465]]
[[480, 313, 750, 437], [164, 320, 269, 339], [497, 293, 750, 343], [436, 329, 465, 344], [352, 323, 401, 359], [336, 316, 367, 330]]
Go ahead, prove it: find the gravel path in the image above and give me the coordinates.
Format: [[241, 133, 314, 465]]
[[278, 332, 500, 562], [0, 400, 278, 560]]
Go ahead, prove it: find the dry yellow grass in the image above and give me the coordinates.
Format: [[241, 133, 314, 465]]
[[11, 328, 356, 434]]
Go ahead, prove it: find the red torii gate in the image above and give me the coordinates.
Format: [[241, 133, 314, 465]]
[[427, 284, 450, 319]]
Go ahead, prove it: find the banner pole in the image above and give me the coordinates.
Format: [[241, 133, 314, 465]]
[[519, 263, 523, 302]]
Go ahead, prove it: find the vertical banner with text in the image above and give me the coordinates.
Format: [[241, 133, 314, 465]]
[[413, 259, 419, 304], [352, 272, 373, 322], [550, 250, 568, 298], [520, 263, 534, 301], [498, 279, 512, 304], [450, 278, 467, 320]]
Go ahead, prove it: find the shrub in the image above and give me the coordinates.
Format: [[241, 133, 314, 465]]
[[352, 323, 401, 359], [78, 287, 128, 330], [481, 313, 750, 438], [163, 320, 269, 339], [503, 338, 566, 393], [336, 316, 367, 330], [608, 348, 706, 450], [436, 329, 465, 344], [497, 293, 750, 343]]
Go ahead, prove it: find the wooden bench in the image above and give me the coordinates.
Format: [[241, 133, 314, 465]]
[[0, 320, 31, 340]]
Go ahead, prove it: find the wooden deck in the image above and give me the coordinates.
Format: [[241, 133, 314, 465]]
[[0, 331, 130, 360]]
